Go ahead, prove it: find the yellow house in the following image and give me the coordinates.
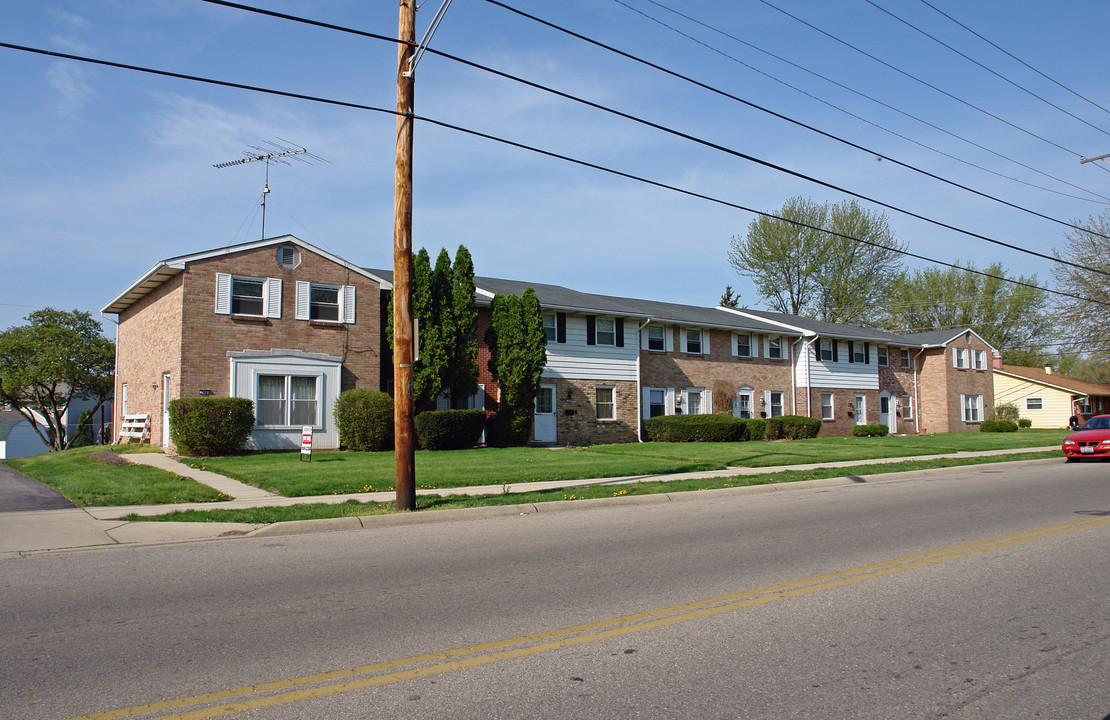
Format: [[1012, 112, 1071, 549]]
[[993, 364, 1110, 428]]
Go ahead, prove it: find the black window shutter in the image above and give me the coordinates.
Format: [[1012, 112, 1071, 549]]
[[586, 315, 596, 345], [556, 312, 566, 344], [864, 342, 871, 364], [833, 340, 839, 362], [813, 337, 819, 361], [847, 341, 855, 363], [615, 318, 624, 347]]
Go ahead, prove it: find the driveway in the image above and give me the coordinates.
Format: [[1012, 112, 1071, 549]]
[[0, 462, 74, 511]]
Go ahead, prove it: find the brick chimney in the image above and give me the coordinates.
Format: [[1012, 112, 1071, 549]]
[[1045, 365, 1053, 375], [992, 350, 1003, 369]]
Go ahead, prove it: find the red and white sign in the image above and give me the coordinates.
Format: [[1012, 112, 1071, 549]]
[[300, 426, 313, 455]]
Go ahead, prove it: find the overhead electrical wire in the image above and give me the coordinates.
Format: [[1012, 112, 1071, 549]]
[[918, 0, 1110, 121], [473, 1, 1110, 252], [754, 0, 1091, 159], [624, 0, 1108, 205], [863, 0, 1110, 140], [1, 39, 1101, 310]]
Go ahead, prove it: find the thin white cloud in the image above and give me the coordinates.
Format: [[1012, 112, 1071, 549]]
[[44, 61, 93, 114]]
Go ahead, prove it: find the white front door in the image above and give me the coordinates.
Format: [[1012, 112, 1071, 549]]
[[854, 394, 866, 425], [534, 384, 557, 443], [162, 373, 171, 448], [879, 393, 891, 432]]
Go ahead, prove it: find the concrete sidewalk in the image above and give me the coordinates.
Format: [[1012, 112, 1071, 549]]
[[0, 447, 1062, 557]]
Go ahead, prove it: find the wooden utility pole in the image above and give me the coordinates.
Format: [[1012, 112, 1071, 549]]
[[393, 0, 417, 511]]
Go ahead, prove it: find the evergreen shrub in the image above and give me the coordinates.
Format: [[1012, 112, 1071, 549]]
[[168, 398, 255, 456], [1018, 418, 1032, 428], [644, 414, 749, 442], [414, 409, 486, 450], [979, 419, 1018, 433], [851, 423, 889, 437], [333, 389, 393, 451]]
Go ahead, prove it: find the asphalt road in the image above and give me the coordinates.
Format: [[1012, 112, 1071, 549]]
[[2, 459, 1108, 719]]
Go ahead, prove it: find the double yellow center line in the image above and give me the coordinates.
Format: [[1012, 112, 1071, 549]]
[[72, 514, 1109, 720]]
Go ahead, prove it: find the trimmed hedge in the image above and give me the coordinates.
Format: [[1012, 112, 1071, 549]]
[[644, 414, 749, 442], [852, 423, 889, 437], [414, 409, 486, 450], [766, 415, 822, 440], [333, 389, 393, 451], [1018, 418, 1032, 428], [980, 419, 1018, 433], [168, 398, 255, 456], [746, 418, 767, 442]]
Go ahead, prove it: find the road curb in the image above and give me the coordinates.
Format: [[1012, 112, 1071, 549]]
[[248, 457, 1064, 537]]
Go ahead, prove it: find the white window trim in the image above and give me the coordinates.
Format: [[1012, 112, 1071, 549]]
[[903, 394, 914, 419], [595, 317, 617, 347], [683, 328, 709, 355], [974, 350, 986, 370], [854, 394, 867, 425], [543, 313, 557, 343], [643, 324, 669, 352], [255, 373, 322, 429], [765, 335, 784, 361], [1026, 397, 1043, 410], [821, 392, 834, 421], [596, 385, 616, 422], [643, 386, 675, 419], [734, 387, 754, 419], [819, 338, 835, 362], [681, 387, 709, 415], [953, 348, 969, 369], [961, 394, 983, 423], [901, 348, 911, 369], [765, 390, 784, 418], [734, 333, 754, 358], [215, 273, 281, 319], [877, 346, 888, 367], [296, 281, 356, 323]]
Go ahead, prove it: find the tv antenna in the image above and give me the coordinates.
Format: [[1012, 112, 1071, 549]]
[[214, 139, 328, 239]]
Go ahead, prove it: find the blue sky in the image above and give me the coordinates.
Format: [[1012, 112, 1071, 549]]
[[3, 0, 1109, 338]]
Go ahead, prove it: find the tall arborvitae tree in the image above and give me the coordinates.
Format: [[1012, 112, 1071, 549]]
[[387, 245, 478, 406], [448, 245, 479, 407], [485, 288, 547, 445]]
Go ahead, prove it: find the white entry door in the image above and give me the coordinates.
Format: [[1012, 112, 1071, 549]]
[[162, 373, 172, 449], [879, 392, 891, 432], [534, 384, 557, 443]]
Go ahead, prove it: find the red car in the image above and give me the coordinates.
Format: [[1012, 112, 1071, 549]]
[[1062, 415, 1110, 461]]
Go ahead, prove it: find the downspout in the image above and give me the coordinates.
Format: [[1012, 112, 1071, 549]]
[[797, 336, 817, 417], [912, 347, 927, 434], [636, 317, 653, 442]]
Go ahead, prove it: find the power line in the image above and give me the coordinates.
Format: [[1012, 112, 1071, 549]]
[[918, 0, 1110, 121], [626, 0, 1108, 205], [472, 1, 1110, 261], [1, 40, 1104, 309], [863, 0, 1110, 140], [754, 0, 1090, 159]]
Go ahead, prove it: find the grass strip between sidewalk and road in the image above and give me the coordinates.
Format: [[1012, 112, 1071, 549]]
[[181, 429, 1069, 497], [122, 450, 1060, 524]]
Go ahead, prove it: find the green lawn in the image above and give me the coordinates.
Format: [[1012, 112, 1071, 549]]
[[3, 445, 227, 506], [126, 450, 1060, 523], [185, 429, 1068, 496]]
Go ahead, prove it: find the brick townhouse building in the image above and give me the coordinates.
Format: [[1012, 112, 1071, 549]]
[[104, 235, 995, 450]]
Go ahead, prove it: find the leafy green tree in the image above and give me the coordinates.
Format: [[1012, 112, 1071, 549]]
[[485, 288, 547, 446], [881, 262, 1051, 364], [0, 308, 115, 451], [1052, 208, 1110, 363], [728, 197, 905, 324]]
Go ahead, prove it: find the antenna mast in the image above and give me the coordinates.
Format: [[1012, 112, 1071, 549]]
[[214, 139, 325, 239]]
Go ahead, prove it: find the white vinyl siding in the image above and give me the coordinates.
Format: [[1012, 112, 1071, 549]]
[[545, 314, 638, 382], [797, 339, 880, 391], [229, 351, 342, 449]]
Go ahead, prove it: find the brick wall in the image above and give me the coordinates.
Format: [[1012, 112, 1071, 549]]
[[554, 378, 639, 445], [916, 335, 995, 434], [114, 273, 184, 446], [177, 245, 382, 399], [640, 327, 793, 417]]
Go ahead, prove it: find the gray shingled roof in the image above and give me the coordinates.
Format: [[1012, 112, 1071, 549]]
[[900, 329, 973, 347], [365, 269, 793, 334], [736, 308, 919, 344]]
